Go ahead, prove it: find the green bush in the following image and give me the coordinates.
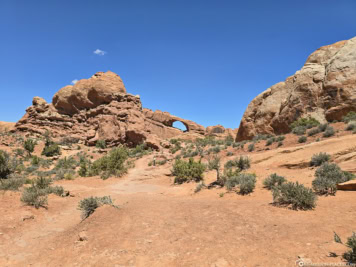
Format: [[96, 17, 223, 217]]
[[78, 196, 115, 219], [89, 146, 129, 179], [172, 158, 206, 184], [312, 163, 354, 195], [24, 139, 36, 156], [293, 126, 307, 136], [276, 135, 285, 142], [298, 135, 307, 143], [334, 232, 356, 263], [318, 123, 328, 132], [55, 156, 78, 170], [266, 138, 274, 146], [0, 150, 12, 179], [96, 139, 107, 149], [263, 173, 286, 190], [310, 152, 330, 167], [42, 144, 61, 157], [346, 122, 356, 131], [342, 111, 356, 123], [194, 182, 206, 193], [290, 117, 320, 130], [129, 143, 152, 158], [323, 126, 335, 138], [225, 173, 256, 195], [277, 141, 283, 147], [248, 143, 255, 152], [307, 127, 321, 136], [0, 176, 26, 191], [224, 156, 250, 171], [272, 182, 317, 210], [21, 185, 48, 209]]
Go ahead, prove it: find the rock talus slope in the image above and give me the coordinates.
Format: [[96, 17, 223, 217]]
[[236, 37, 356, 141], [15, 71, 205, 148]]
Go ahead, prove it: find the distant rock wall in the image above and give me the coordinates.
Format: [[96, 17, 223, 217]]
[[236, 37, 356, 141], [15, 71, 206, 149]]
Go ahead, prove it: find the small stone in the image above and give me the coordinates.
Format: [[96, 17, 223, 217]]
[[78, 231, 88, 241]]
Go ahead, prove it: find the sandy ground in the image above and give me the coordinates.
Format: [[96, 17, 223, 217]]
[[1, 126, 356, 266]]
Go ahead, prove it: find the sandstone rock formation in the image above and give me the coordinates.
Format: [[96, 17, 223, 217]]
[[15, 71, 205, 149], [205, 125, 238, 139], [236, 37, 356, 141]]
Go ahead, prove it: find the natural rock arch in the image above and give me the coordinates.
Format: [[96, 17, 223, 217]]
[[170, 120, 189, 132]]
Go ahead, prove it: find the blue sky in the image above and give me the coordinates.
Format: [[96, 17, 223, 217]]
[[1, 0, 356, 129]]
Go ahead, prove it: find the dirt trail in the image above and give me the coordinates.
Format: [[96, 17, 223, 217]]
[[1, 135, 356, 266]]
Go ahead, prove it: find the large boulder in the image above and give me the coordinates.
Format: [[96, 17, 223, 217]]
[[15, 71, 205, 149], [236, 37, 356, 141]]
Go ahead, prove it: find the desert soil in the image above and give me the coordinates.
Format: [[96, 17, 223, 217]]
[[1, 128, 356, 266]]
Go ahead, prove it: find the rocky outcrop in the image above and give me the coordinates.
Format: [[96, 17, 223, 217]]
[[15, 71, 205, 149], [205, 125, 237, 138], [236, 37, 356, 141]]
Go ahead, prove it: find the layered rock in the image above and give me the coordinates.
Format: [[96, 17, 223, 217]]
[[236, 37, 356, 141], [205, 125, 238, 138], [15, 71, 205, 149]]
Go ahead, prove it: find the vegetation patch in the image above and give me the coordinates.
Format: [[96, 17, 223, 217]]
[[290, 117, 320, 130], [225, 173, 256, 195], [263, 173, 286, 190], [172, 158, 206, 184], [78, 195, 117, 219], [272, 181, 317, 210], [334, 232, 356, 264], [310, 152, 330, 167], [312, 163, 354, 195]]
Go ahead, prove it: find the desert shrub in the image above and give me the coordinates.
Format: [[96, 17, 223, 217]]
[[323, 126, 335, 138], [312, 163, 354, 195], [34, 176, 53, 189], [298, 135, 307, 143], [277, 141, 283, 147], [225, 156, 251, 171], [208, 146, 221, 154], [59, 137, 80, 147], [226, 151, 233, 156], [55, 169, 76, 180], [272, 182, 317, 210], [172, 158, 206, 184], [183, 149, 199, 158], [0, 176, 26, 191], [290, 117, 320, 130], [346, 122, 356, 131], [276, 135, 285, 142], [318, 123, 328, 132], [23, 139, 36, 156], [55, 156, 78, 170], [0, 150, 13, 179], [78, 195, 115, 219], [252, 134, 271, 142], [21, 185, 48, 208], [248, 143, 255, 152], [14, 148, 25, 157], [225, 173, 256, 195], [293, 126, 307, 136], [208, 155, 221, 182], [47, 185, 65, 196], [96, 139, 107, 149], [334, 232, 356, 263], [266, 138, 274, 146], [263, 173, 286, 190], [129, 143, 152, 158], [342, 111, 356, 123], [310, 152, 330, 167], [89, 146, 129, 179], [42, 144, 61, 157], [307, 127, 321, 136], [31, 155, 40, 166]]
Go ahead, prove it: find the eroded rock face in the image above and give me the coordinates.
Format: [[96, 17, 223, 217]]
[[205, 125, 238, 139], [15, 71, 205, 149], [236, 37, 356, 141]]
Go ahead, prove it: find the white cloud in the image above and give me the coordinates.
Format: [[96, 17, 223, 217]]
[[71, 79, 78, 85], [93, 49, 107, 56]]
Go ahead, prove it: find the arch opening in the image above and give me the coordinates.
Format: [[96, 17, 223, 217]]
[[172, 121, 188, 132]]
